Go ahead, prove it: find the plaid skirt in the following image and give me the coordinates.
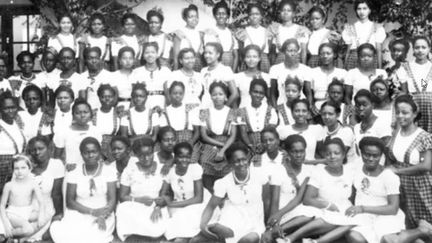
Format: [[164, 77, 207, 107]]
[[344, 50, 378, 70], [260, 53, 270, 73], [412, 92, 432, 133], [307, 55, 320, 68], [193, 53, 203, 72], [199, 135, 231, 177], [0, 154, 14, 192], [101, 135, 114, 162], [221, 51, 234, 68]]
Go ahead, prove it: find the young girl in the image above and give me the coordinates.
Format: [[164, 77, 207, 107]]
[[120, 83, 160, 142], [370, 77, 396, 130], [345, 43, 388, 102], [145, 9, 173, 68], [238, 78, 278, 154], [276, 77, 301, 129], [111, 13, 142, 70], [342, 0, 386, 69], [93, 85, 120, 161], [18, 85, 53, 141], [201, 42, 238, 108], [78, 13, 110, 72], [235, 44, 271, 108], [271, 0, 309, 65], [276, 99, 323, 161], [155, 127, 176, 175], [0, 155, 45, 240], [134, 42, 171, 110], [167, 48, 204, 109], [327, 79, 353, 125], [52, 86, 74, 135], [269, 39, 312, 107], [7, 51, 37, 106], [112, 46, 136, 111], [239, 3, 271, 72], [47, 15, 78, 54], [205, 1, 239, 71], [173, 4, 204, 71]]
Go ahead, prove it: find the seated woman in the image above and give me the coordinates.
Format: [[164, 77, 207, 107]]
[[52, 86, 74, 135], [163, 142, 207, 242], [346, 136, 405, 243], [194, 142, 275, 243], [262, 134, 315, 243], [155, 126, 176, 174], [116, 136, 168, 241], [109, 136, 137, 179], [281, 138, 357, 243], [238, 78, 278, 154], [27, 136, 64, 241], [50, 137, 117, 243]]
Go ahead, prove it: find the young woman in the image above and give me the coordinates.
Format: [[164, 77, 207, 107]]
[[195, 143, 274, 243], [50, 137, 117, 243], [109, 136, 137, 179], [0, 57, 8, 93], [155, 126, 176, 175], [271, 0, 309, 65], [163, 142, 207, 242], [112, 46, 136, 111], [145, 9, 172, 68], [27, 136, 64, 241], [235, 44, 271, 108], [353, 90, 392, 158], [276, 99, 323, 161], [342, 0, 386, 69], [48, 15, 78, 54], [370, 77, 396, 130], [18, 85, 53, 141], [205, 1, 239, 71], [345, 43, 388, 103], [168, 48, 204, 109], [240, 3, 271, 72], [276, 77, 302, 128], [52, 86, 74, 135], [116, 137, 168, 241], [396, 36, 432, 133], [53, 99, 102, 168], [134, 42, 171, 110], [387, 95, 432, 230], [93, 85, 120, 161], [34, 48, 60, 108], [78, 13, 111, 72], [119, 83, 160, 142], [199, 82, 237, 191], [111, 13, 142, 70], [56, 47, 86, 99], [327, 79, 354, 125], [0, 92, 26, 192], [306, 43, 347, 111], [262, 134, 315, 243], [346, 136, 405, 243], [173, 4, 204, 71], [200, 42, 238, 108], [270, 39, 312, 107], [281, 138, 357, 243], [238, 78, 278, 154], [7, 51, 37, 100]]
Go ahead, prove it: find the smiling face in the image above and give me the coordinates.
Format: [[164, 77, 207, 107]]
[[361, 145, 382, 172], [185, 9, 199, 28], [261, 131, 279, 153], [244, 48, 261, 69], [248, 6, 262, 26], [123, 17, 136, 35], [413, 39, 430, 62], [132, 88, 147, 108], [18, 55, 34, 75], [179, 50, 196, 70], [325, 143, 345, 169], [250, 83, 266, 106], [292, 102, 309, 124], [231, 150, 249, 174], [395, 102, 417, 128], [214, 7, 228, 26], [143, 45, 158, 64], [211, 86, 226, 107], [59, 16, 73, 33], [175, 147, 192, 171]]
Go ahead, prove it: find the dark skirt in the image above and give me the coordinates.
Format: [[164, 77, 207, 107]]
[[199, 135, 231, 177], [0, 154, 14, 192], [193, 53, 203, 72], [101, 135, 114, 162], [307, 55, 320, 68], [413, 92, 432, 133], [221, 51, 234, 69], [260, 53, 271, 73]]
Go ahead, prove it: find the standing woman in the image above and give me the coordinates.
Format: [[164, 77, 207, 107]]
[[396, 36, 432, 133], [271, 0, 309, 65], [47, 15, 78, 54], [342, 0, 386, 70], [134, 42, 171, 110], [205, 1, 239, 71], [168, 48, 204, 109], [199, 82, 237, 191], [50, 137, 117, 243], [27, 136, 64, 241], [0, 92, 26, 192], [111, 13, 142, 70], [52, 86, 74, 135], [145, 9, 173, 68], [235, 44, 271, 108], [34, 48, 60, 107], [78, 13, 111, 72], [8, 51, 37, 95], [327, 79, 354, 126], [173, 4, 204, 71], [370, 77, 396, 130], [119, 83, 160, 142], [56, 47, 87, 99], [200, 42, 238, 108], [112, 46, 136, 112], [387, 95, 432, 229], [93, 85, 120, 161]]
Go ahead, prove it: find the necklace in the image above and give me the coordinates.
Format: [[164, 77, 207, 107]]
[[83, 162, 101, 177], [20, 73, 36, 81], [327, 123, 341, 136], [233, 168, 251, 203]]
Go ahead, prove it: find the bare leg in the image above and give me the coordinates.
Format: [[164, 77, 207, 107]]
[[381, 220, 432, 243], [345, 230, 368, 243], [172, 237, 190, 243], [238, 232, 260, 243], [314, 225, 354, 243], [280, 216, 314, 234], [7, 213, 34, 237], [285, 218, 337, 242], [209, 223, 235, 239]]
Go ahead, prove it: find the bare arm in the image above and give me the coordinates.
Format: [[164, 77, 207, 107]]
[[0, 184, 12, 233], [376, 43, 383, 69], [393, 150, 432, 175], [167, 180, 204, 208], [200, 195, 223, 230], [300, 43, 307, 64], [362, 194, 399, 215], [226, 80, 239, 108], [119, 184, 153, 206], [173, 36, 181, 70], [191, 125, 200, 145], [344, 85, 353, 105], [51, 177, 64, 216], [232, 49, 239, 73], [53, 147, 64, 162], [303, 184, 333, 210], [239, 125, 253, 147], [200, 126, 225, 147]]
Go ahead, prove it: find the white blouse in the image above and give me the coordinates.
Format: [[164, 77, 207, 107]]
[[165, 163, 202, 201], [18, 109, 52, 141], [120, 108, 160, 136], [80, 69, 116, 109], [204, 26, 238, 52], [178, 27, 202, 53], [148, 33, 172, 59], [0, 120, 25, 154], [160, 104, 199, 131], [345, 68, 388, 96], [200, 106, 232, 135], [239, 103, 278, 132], [133, 66, 171, 109], [111, 35, 140, 57], [200, 64, 234, 108], [167, 70, 204, 106], [234, 72, 270, 108], [244, 26, 269, 53], [307, 28, 331, 55], [392, 128, 422, 165], [310, 67, 347, 108], [342, 20, 386, 49], [397, 61, 432, 93]]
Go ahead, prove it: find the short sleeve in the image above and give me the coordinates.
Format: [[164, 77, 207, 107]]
[[104, 165, 117, 183], [213, 177, 228, 198], [374, 24, 386, 44], [307, 165, 323, 189], [120, 166, 132, 186], [191, 164, 203, 181], [223, 66, 234, 82], [53, 130, 66, 148], [120, 115, 129, 127], [301, 65, 313, 82], [269, 164, 283, 186], [151, 112, 160, 127], [376, 118, 392, 138], [341, 24, 353, 45], [50, 159, 65, 179], [395, 67, 408, 84], [269, 108, 278, 126], [189, 108, 200, 127], [383, 170, 400, 195], [66, 169, 79, 184], [297, 26, 310, 44], [419, 132, 432, 152], [159, 113, 168, 127], [339, 127, 355, 148], [345, 69, 355, 86]]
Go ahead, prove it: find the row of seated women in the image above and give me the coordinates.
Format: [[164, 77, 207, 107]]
[[43, 0, 386, 73]]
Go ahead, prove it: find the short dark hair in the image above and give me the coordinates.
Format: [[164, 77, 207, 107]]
[[16, 51, 35, 64], [157, 126, 176, 143], [132, 136, 154, 155], [83, 46, 102, 60], [110, 135, 131, 149], [97, 84, 116, 98], [225, 142, 249, 162], [147, 9, 164, 23], [359, 136, 385, 154], [320, 100, 341, 114], [0, 91, 18, 110], [121, 13, 137, 26], [22, 84, 43, 104], [212, 1, 230, 17], [72, 99, 93, 118], [249, 78, 268, 94], [282, 134, 306, 151], [209, 81, 228, 96], [79, 136, 101, 153], [261, 126, 280, 140], [205, 42, 223, 61], [54, 85, 75, 100], [173, 142, 193, 157], [290, 98, 309, 112], [169, 81, 185, 94], [182, 4, 199, 20]]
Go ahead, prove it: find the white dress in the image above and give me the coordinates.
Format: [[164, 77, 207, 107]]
[[48, 33, 78, 54], [244, 26, 269, 54], [54, 72, 88, 99], [213, 167, 271, 243], [310, 67, 347, 109], [342, 20, 386, 50], [111, 70, 138, 108], [116, 161, 168, 240], [345, 68, 388, 96], [276, 124, 323, 160], [351, 169, 405, 243], [52, 109, 72, 135], [111, 35, 140, 57], [33, 69, 61, 89], [167, 70, 204, 107], [78, 35, 110, 61], [147, 33, 173, 60], [49, 163, 116, 243], [133, 66, 171, 109], [17, 109, 52, 141], [200, 64, 235, 108], [353, 116, 392, 159], [164, 164, 207, 240], [234, 72, 270, 108], [159, 104, 199, 132], [396, 61, 432, 93], [120, 108, 160, 136], [178, 27, 202, 54], [0, 120, 26, 155], [79, 69, 116, 109], [319, 126, 357, 163], [307, 28, 331, 56]]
